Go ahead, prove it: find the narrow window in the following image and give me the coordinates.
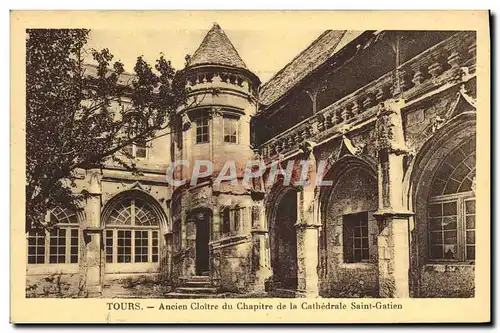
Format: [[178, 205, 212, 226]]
[[223, 116, 238, 143], [27, 231, 45, 264], [195, 113, 209, 144], [222, 209, 230, 234], [343, 212, 369, 263], [117, 230, 132, 263]]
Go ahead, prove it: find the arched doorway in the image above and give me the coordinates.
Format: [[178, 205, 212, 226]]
[[269, 188, 298, 290], [192, 210, 211, 275]]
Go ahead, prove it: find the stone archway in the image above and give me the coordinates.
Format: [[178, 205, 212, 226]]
[[319, 156, 379, 297], [406, 116, 476, 298], [268, 187, 299, 291]]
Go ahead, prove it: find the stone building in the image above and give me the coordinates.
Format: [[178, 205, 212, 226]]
[[26, 25, 477, 298]]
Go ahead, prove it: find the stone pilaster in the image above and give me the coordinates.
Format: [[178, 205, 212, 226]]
[[295, 222, 321, 297], [373, 99, 413, 298], [250, 203, 272, 292], [295, 141, 321, 297], [84, 171, 103, 296]]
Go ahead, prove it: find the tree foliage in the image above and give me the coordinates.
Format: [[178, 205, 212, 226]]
[[26, 29, 187, 232]]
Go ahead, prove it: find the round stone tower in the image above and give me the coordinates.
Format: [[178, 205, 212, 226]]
[[169, 23, 262, 292]]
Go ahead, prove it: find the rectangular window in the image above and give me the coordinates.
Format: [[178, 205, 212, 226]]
[[105, 230, 114, 263], [123, 142, 147, 159], [49, 229, 67, 264], [234, 209, 240, 232], [195, 114, 209, 144], [223, 116, 238, 143], [117, 230, 132, 263], [222, 209, 230, 234], [428, 201, 458, 260], [465, 199, 475, 260], [343, 212, 369, 263], [27, 231, 45, 264], [70, 229, 79, 264], [134, 230, 149, 263], [152, 231, 159, 263]]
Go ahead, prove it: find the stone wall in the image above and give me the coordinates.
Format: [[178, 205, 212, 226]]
[[320, 167, 379, 297], [419, 264, 475, 297]]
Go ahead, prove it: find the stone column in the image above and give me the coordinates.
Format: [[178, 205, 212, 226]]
[[250, 203, 272, 293], [295, 221, 321, 297], [295, 141, 321, 298], [373, 99, 413, 298], [164, 232, 173, 281], [84, 171, 103, 296]]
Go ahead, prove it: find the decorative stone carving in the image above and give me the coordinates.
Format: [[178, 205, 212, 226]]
[[374, 99, 409, 154]]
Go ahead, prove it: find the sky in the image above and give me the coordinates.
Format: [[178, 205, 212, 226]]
[[85, 27, 325, 84]]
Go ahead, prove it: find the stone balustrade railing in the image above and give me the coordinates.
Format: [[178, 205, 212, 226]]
[[259, 31, 476, 162]]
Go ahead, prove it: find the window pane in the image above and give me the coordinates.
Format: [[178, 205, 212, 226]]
[[429, 218, 442, 230], [465, 200, 476, 214], [466, 231, 475, 244], [428, 204, 442, 218], [443, 244, 457, 259], [430, 245, 443, 259], [466, 246, 475, 260], [135, 146, 147, 158], [442, 216, 457, 230], [429, 231, 443, 245], [443, 202, 457, 216], [443, 230, 457, 244], [466, 215, 475, 229]]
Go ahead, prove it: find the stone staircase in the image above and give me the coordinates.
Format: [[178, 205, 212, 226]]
[[164, 275, 221, 299]]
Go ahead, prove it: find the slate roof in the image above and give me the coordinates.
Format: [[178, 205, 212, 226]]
[[188, 23, 248, 70], [259, 30, 363, 107]]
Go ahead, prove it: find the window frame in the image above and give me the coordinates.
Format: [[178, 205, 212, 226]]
[[104, 196, 160, 267], [427, 191, 475, 263], [124, 142, 148, 159], [342, 212, 370, 263], [223, 115, 239, 144], [194, 113, 210, 144], [27, 208, 80, 267]]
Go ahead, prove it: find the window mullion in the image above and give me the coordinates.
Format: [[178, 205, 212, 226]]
[[113, 230, 118, 263], [65, 228, 71, 264], [131, 230, 135, 263], [45, 231, 50, 264], [149, 230, 152, 263], [458, 198, 465, 261], [131, 198, 136, 226]]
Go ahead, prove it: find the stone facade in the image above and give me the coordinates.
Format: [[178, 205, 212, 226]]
[[26, 27, 477, 298]]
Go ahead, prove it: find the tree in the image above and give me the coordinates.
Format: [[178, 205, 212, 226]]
[[26, 29, 187, 232]]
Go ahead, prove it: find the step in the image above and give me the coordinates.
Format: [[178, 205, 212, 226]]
[[184, 280, 213, 288], [176, 287, 218, 294], [163, 292, 221, 299], [189, 275, 211, 280]]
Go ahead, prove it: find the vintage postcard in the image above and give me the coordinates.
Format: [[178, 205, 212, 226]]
[[10, 10, 490, 323]]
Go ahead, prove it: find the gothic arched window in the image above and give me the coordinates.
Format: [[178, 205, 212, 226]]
[[428, 137, 476, 261], [104, 195, 160, 264]]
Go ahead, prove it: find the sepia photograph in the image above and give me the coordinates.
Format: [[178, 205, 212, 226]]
[[10, 10, 491, 323]]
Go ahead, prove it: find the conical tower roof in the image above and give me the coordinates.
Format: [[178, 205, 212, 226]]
[[188, 23, 248, 70]]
